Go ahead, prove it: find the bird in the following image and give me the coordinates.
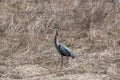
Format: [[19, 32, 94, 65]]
[[53, 26, 75, 67]]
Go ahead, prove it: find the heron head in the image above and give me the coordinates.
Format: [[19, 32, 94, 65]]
[[53, 23, 59, 29], [54, 28, 58, 36], [53, 24, 59, 34], [53, 25, 59, 30]]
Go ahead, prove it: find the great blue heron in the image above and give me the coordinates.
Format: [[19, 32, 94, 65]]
[[54, 26, 75, 67]]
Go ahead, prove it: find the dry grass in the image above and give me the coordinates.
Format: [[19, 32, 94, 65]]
[[0, 0, 120, 80]]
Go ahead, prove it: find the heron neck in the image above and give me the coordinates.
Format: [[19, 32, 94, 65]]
[[54, 31, 59, 47]]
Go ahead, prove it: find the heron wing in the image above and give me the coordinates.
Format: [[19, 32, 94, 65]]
[[59, 44, 71, 56]]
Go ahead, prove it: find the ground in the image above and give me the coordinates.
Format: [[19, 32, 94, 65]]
[[0, 0, 120, 80]]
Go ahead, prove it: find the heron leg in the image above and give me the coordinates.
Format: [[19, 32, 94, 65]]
[[67, 57, 69, 67], [61, 55, 63, 68]]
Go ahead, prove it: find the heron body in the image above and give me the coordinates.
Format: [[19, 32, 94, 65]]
[[54, 29, 75, 67]]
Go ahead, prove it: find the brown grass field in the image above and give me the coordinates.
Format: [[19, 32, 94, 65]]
[[0, 0, 120, 80]]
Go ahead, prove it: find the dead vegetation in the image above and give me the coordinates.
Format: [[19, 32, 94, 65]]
[[0, 0, 120, 80]]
